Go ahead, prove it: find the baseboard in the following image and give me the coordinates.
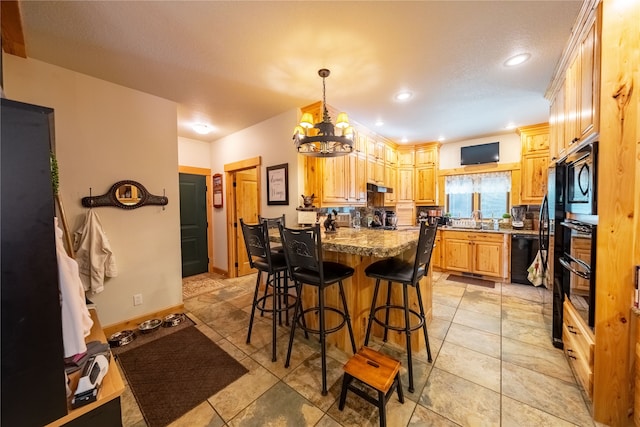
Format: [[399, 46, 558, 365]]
[[211, 266, 228, 277], [102, 303, 185, 337]]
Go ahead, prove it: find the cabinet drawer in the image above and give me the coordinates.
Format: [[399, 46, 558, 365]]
[[563, 301, 594, 398], [563, 322, 594, 397], [563, 301, 595, 363], [442, 230, 505, 243]]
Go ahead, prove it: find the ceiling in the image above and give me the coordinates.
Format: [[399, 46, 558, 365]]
[[11, 1, 582, 144]]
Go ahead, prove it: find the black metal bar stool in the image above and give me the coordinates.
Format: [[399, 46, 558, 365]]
[[256, 214, 293, 324], [364, 222, 438, 392], [279, 223, 357, 396], [240, 218, 296, 362]]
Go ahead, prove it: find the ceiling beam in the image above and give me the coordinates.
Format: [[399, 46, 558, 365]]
[[1, 0, 27, 58]]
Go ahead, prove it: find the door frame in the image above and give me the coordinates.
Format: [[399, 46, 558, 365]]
[[178, 166, 213, 273], [224, 156, 262, 277]]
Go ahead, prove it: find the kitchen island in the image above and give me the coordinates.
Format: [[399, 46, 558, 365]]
[[274, 227, 432, 354]]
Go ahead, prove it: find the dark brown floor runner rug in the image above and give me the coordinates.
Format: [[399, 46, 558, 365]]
[[117, 326, 248, 427], [447, 274, 496, 288]]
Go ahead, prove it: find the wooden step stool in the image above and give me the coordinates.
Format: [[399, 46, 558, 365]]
[[338, 347, 404, 427]]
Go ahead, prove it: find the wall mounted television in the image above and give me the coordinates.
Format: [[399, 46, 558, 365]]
[[460, 141, 500, 165]]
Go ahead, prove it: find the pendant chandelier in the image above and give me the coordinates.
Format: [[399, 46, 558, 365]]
[[293, 69, 354, 157]]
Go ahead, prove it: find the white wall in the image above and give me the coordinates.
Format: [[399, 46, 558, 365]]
[[439, 132, 521, 170], [178, 136, 211, 169], [3, 54, 182, 326], [209, 109, 302, 271]]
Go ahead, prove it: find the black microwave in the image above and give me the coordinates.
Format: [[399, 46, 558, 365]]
[[565, 142, 597, 217]]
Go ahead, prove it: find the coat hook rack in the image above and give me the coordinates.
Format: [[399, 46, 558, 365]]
[[81, 180, 169, 210]]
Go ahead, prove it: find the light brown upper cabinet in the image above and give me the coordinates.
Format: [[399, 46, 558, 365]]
[[518, 123, 550, 205]]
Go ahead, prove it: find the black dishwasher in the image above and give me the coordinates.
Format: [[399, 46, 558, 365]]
[[510, 234, 540, 285]]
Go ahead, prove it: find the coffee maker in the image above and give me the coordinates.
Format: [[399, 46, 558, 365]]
[[511, 205, 527, 229]]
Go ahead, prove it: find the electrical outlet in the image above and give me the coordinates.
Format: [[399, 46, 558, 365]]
[[133, 294, 143, 306]]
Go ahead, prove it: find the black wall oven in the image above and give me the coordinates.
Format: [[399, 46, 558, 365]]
[[559, 219, 596, 328], [565, 142, 597, 221], [548, 140, 598, 348]]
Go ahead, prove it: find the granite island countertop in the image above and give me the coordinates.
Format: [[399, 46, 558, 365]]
[[270, 227, 420, 258]]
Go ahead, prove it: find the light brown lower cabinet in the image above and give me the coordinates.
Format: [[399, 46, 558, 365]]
[[441, 230, 508, 279], [563, 300, 595, 399]]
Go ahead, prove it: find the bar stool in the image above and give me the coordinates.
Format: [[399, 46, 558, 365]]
[[279, 223, 357, 395], [258, 214, 285, 253], [240, 218, 295, 362], [364, 222, 438, 392], [256, 214, 293, 324]]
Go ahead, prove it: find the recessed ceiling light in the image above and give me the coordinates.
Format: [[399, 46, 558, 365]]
[[375, 120, 384, 127], [504, 53, 531, 67], [438, 136, 445, 142], [505, 122, 516, 130], [401, 137, 408, 143], [394, 91, 413, 102], [192, 123, 213, 135]]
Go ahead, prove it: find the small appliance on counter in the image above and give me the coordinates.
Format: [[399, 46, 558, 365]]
[[511, 205, 527, 229], [416, 206, 444, 226], [385, 210, 398, 229], [370, 209, 386, 228]]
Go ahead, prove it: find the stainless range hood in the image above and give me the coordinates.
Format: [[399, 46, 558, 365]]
[[367, 183, 393, 193]]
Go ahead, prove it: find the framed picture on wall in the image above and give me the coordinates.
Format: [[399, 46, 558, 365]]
[[266, 163, 289, 206], [212, 173, 223, 208]]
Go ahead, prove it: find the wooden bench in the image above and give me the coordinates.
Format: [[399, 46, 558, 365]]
[[338, 347, 404, 427]]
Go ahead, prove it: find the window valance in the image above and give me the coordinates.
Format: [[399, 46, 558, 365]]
[[445, 171, 511, 194]]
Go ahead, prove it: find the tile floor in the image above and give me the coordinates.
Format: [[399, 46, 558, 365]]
[[120, 271, 596, 427]]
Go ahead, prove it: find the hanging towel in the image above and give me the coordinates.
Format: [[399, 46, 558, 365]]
[[55, 217, 93, 358], [74, 210, 118, 294], [527, 250, 547, 287]]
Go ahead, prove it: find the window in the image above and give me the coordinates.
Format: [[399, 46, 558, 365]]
[[445, 172, 511, 218]]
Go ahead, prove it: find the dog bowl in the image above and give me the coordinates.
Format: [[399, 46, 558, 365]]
[[163, 313, 186, 327], [108, 330, 136, 347], [138, 318, 162, 334]]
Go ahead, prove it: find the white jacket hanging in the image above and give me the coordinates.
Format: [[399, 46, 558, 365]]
[[74, 210, 117, 294], [55, 217, 93, 358]]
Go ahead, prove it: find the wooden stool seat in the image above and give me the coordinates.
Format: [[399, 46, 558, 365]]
[[339, 347, 404, 427]]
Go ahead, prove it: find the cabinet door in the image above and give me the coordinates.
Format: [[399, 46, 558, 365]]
[[415, 165, 436, 204], [375, 159, 385, 185], [416, 147, 437, 165], [432, 233, 442, 269], [579, 17, 599, 140], [472, 239, 503, 278], [564, 57, 580, 147], [443, 238, 472, 272], [384, 166, 397, 204], [549, 88, 566, 162], [397, 168, 414, 202], [398, 149, 415, 167], [385, 143, 398, 166], [354, 154, 367, 203], [521, 152, 549, 204], [322, 156, 348, 203]]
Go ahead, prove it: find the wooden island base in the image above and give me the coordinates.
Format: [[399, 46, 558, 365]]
[[285, 227, 433, 355]]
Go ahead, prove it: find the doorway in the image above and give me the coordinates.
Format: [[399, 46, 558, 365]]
[[179, 168, 212, 277], [224, 156, 261, 277]]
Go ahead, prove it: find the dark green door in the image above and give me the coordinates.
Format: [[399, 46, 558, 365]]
[[179, 173, 208, 277]]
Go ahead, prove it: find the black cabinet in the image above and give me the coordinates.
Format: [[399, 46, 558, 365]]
[[1, 98, 68, 426]]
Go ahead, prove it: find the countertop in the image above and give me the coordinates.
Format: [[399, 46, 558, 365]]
[[270, 225, 539, 259], [271, 227, 420, 258], [436, 226, 540, 236]]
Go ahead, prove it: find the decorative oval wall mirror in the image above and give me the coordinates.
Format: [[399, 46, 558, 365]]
[[81, 180, 168, 209]]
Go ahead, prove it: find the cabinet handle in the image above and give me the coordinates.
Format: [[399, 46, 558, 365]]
[[566, 349, 577, 359], [567, 324, 577, 334]]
